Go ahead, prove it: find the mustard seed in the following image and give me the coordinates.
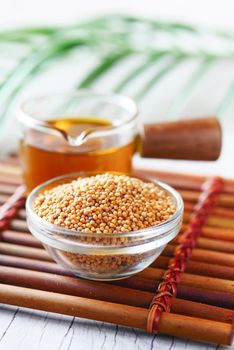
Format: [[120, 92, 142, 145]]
[[34, 173, 176, 275]]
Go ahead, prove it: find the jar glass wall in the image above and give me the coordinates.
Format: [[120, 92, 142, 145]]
[[18, 91, 138, 193]]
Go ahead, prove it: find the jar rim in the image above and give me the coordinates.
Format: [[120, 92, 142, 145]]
[[26, 172, 184, 243], [17, 89, 139, 138]]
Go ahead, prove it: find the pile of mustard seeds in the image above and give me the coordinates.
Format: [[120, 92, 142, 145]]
[[34, 173, 176, 234]]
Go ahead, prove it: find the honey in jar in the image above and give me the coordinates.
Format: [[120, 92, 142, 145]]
[[20, 117, 136, 192]]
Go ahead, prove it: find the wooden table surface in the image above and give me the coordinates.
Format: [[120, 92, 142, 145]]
[[0, 304, 233, 350]]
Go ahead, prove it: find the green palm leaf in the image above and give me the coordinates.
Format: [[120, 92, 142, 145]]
[[114, 51, 168, 93], [77, 51, 131, 88], [166, 57, 215, 118], [135, 54, 185, 101], [0, 14, 234, 153]]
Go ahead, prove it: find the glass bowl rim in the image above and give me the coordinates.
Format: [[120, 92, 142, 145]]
[[26, 171, 184, 240], [17, 89, 139, 137]]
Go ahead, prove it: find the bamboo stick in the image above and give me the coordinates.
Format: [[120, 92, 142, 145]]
[[0, 184, 18, 195], [179, 190, 234, 208], [182, 224, 234, 242], [10, 219, 29, 232], [114, 276, 234, 309], [0, 265, 232, 324], [153, 256, 234, 280], [157, 233, 234, 269], [0, 194, 11, 204], [185, 202, 234, 218], [1, 253, 233, 309], [0, 254, 70, 276], [1, 230, 234, 280], [181, 224, 234, 242], [0, 242, 51, 261], [0, 230, 41, 248], [198, 236, 234, 254], [2, 155, 20, 165], [0, 174, 22, 185], [0, 163, 22, 177], [18, 209, 26, 219], [206, 216, 234, 229], [5, 230, 234, 266], [0, 241, 233, 294], [139, 268, 234, 294], [172, 235, 234, 254], [183, 211, 234, 229], [6, 213, 234, 259], [8, 208, 234, 267], [0, 283, 232, 345], [133, 168, 234, 194], [164, 245, 234, 267]]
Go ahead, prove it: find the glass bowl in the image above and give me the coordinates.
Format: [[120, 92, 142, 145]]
[[26, 173, 184, 281]]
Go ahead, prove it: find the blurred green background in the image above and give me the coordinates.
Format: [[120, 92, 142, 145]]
[[0, 13, 234, 176]]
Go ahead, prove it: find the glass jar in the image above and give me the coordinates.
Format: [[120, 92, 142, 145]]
[[18, 91, 138, 193], [26, 173, 184, 281]]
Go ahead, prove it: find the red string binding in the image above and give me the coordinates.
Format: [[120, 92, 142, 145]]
[[147, 177, 224, 333], [0, 185, 26, 231]]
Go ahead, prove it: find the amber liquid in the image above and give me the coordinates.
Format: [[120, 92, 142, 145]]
[[20, 118, 135, 192]]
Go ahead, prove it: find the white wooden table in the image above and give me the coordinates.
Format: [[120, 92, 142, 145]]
[[1, 1, 234, 349], [0, 304, 232, 350]]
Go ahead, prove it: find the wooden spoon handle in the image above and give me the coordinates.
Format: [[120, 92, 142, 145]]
[[140, 117, 222, 160]]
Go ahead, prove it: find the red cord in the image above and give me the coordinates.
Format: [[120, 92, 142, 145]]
[[147, 177, 224, 333], [0, 186, 25, 231]]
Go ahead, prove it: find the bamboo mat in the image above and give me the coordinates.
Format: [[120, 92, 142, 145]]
[[0, 157, 234, 346]]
